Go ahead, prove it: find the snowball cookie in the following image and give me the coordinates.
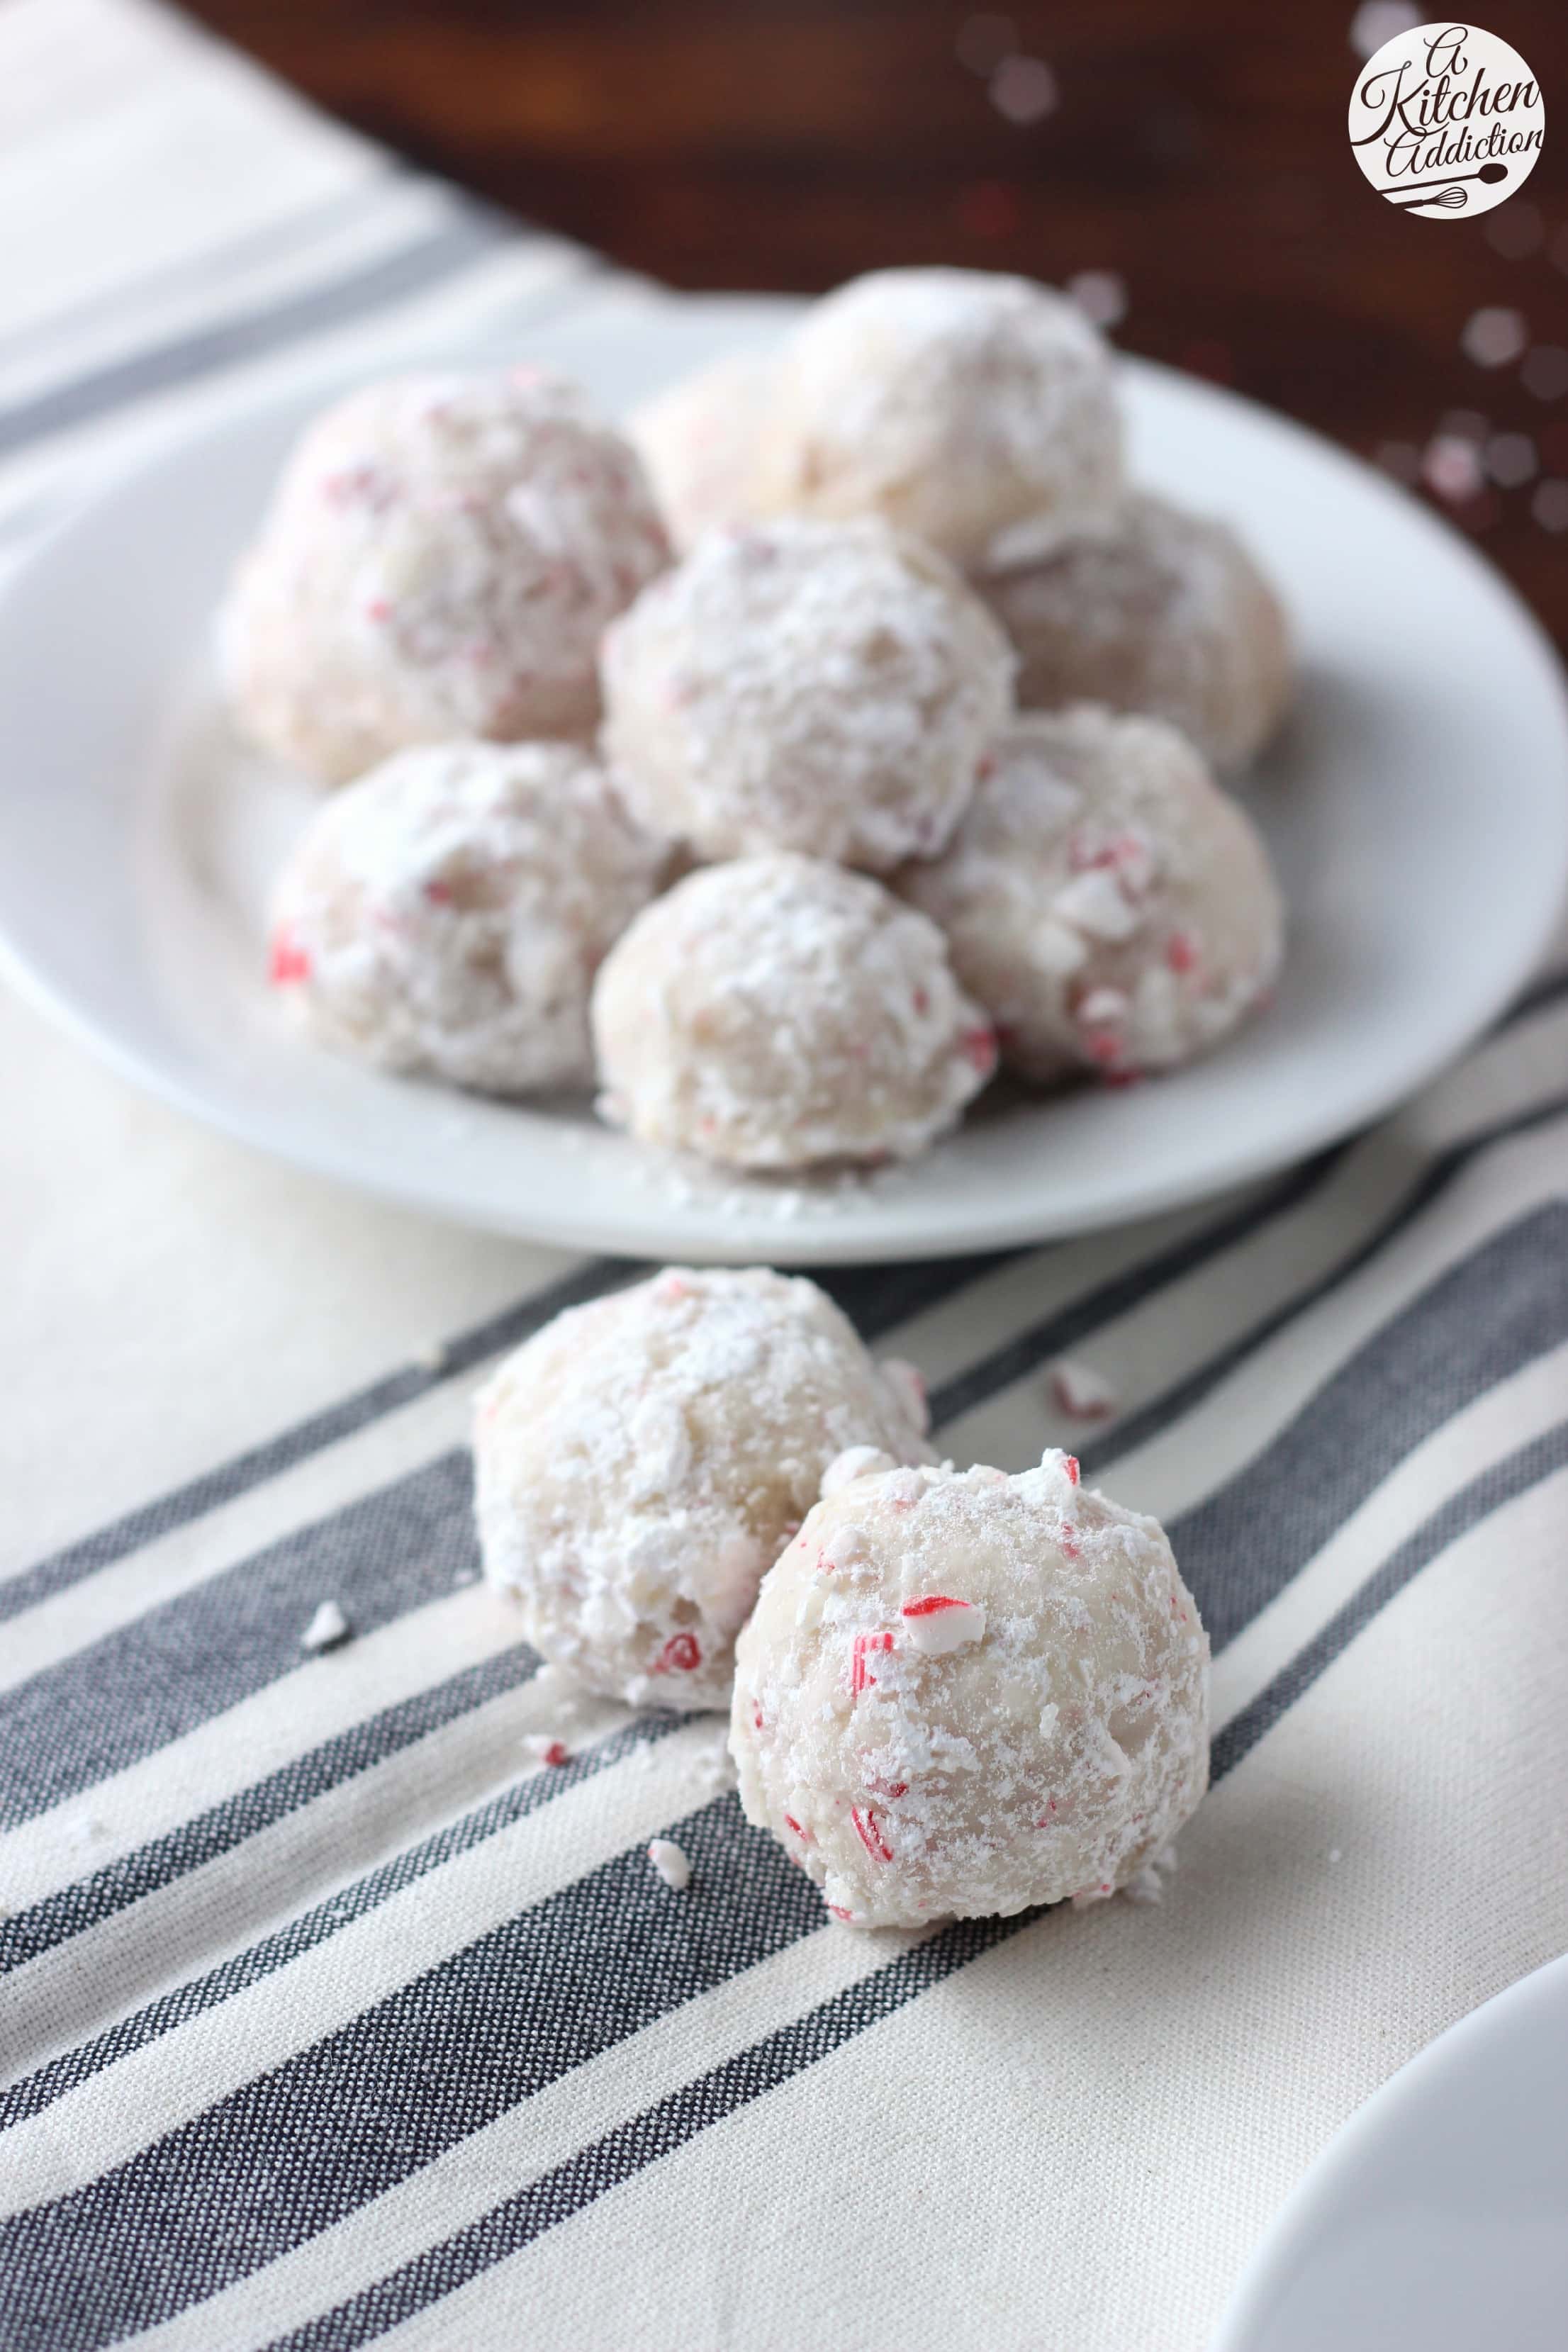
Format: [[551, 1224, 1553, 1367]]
[[730, 1448, 1210, 1929], [897, 707, 1283, 1084], [626, 351, 773, 552], [220, 369, 671, 783], [472, 1266, 934, 1710], [267, 740, 666, 1094], [981, 492, 1292, 773], [750, 268, 1124, 571], [593, 854, 998, 1170], [600, 515, 1014, 870]]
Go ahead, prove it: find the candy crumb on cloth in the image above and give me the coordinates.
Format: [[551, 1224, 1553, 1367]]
[[647, 1838, 692, 1891], [1048, 1357, 1119, 1421], [301, 1601, 350, 1653], [522, 1735, 571, 1767]]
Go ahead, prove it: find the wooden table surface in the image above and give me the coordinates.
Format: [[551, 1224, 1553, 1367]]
[[189, 0, 1568, 651]]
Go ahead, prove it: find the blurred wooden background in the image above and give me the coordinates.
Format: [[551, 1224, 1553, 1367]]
[[187, 0, 1568, 646]]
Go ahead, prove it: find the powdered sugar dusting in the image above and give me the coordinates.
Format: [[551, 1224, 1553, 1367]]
[[221, 369, 670, 783], [592, 854, 995, 1170], [473, 1267, 934, 1712], [899, 706, 1283, 1082], [600, 515, 1014, 873], [730, 1447, 1209, 1930], [982, 491, 1292, 772], [752, 267, 1124, 570], [267, 739, 667, 1094]]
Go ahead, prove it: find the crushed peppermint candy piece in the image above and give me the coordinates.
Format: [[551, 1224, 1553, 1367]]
[[301, 1601, 350, 1653], [646, 1837, 691, 1890], [1051, 866, 1145, 942], [1048, 1357, 1118, 1421], [522, 1735, 571, 1767], [900, 1594, 987, 1654]]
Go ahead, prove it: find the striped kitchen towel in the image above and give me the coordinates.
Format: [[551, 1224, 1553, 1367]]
[[3, 4, 1568, 2348]]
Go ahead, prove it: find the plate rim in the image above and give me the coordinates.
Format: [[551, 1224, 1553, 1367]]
[[1209, 1951, 1568, 2351]]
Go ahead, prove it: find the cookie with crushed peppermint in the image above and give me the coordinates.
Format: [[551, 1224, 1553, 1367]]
[[750, 267, 1124, 572], [267, 739, 666, 1094], [897, 706, 1283, 1085], [730, 1448, 1209, 1930], [220, 369, 670, 783], [473, 1267, 934, 1712], [591, 853, 998, 1170], [599, 515, 1014, 873], [982, 491, 1292, 773]]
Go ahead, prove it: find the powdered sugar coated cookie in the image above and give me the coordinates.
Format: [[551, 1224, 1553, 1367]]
[[220, 369, 670, 783], [897, 707, 1283, 1083], [472, 1267, 934, 1710], [267, 739, 666, 1094], [730, 1448, 1209, 1928], [982, 492, 1292, 772], [599, 516, 1014, 872], [751, 269, 1124, 570], [592, 854, 998, 1170]]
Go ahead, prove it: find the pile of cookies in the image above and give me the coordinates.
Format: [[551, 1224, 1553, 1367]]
[[228, 267, 1292, 1174], [474, 1262, 1211, 1931]]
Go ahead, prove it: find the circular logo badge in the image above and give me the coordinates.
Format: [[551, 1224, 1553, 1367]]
[[1349, 22, 1545, 218]]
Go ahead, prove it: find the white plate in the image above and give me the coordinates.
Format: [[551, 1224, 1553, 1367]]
[[1, 293, 1565, 1264], [1211, 1954, 1568, 2351]]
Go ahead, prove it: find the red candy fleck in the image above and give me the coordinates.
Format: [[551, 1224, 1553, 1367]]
[[1064, 1456, 1080, 1485], [851, 1630, 894, 1695], [784, 1815, 810, 1841], [828, 1903, 855, 1921], [961, 1026, 999, 1075], [424, 880, 454, 905], [653, 1630, 702, 1675], [269, 929, 310, 986], [364, 598, 392, 623], [1058, 1523, 1081, 1561], [1165, 930, 1199, 974], [753, 1707, 763, 1731], [1082, 1029, 1125, 1069], [851, 1805, 893, 1862], [901, 1595, 970, 1619], [541, 1741, 569, 1767]]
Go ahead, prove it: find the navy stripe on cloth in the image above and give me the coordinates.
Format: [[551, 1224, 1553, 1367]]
[[0, 1256, 633, 1625], [0, 1237, 1017, 1630], [0, 1645, 539, 1976], [0, 1452, 483, 1831], [1211, 1413, 1568, 1777], [0, 1714, 685, 2131], [4, 1199, 1565, 2340], [1077, 1092, 1568, 1484], [0, 207, 513, 461], [0, 1801, 823, 2351]]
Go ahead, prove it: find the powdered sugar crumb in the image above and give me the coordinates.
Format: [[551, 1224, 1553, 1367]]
[[647, 1837, 692, 1890], [301, 1600, 350, 1652]]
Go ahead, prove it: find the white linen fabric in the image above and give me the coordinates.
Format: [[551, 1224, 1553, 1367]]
[[3, 7, 1567, 2348]]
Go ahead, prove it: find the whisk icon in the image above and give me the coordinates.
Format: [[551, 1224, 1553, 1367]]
[[1381, 162, 1508, 211]]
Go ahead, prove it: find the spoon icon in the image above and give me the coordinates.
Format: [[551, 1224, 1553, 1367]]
[[1382, 162, 1508, 208]]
